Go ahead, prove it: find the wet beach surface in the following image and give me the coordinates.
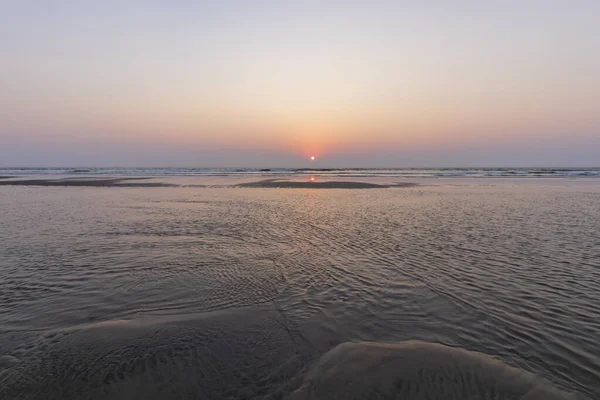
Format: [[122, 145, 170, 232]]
[[0, 176, 415, 189], [0, 175, 598, 399]]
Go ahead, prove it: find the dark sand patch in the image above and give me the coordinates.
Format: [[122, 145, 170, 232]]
[[0, 177, 178, 187], [0, 176, 14, 180], [235, 179, 418, 189]]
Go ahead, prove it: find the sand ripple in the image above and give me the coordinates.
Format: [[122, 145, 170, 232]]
[[0, 182, 598, 398]]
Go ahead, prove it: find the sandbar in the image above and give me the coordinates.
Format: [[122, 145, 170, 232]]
[[235, 179, 417, 189], [0, 177, 177, 187]]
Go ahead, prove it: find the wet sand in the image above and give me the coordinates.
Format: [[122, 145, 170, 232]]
[[0, 177, 418, 189], [1, 178, 597, 399], [292, 341, 572, 400], [235, 179, 418, 189], [0, 308, 572, 400]]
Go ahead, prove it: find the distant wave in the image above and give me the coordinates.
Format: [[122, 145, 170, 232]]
[[1, 167, 599, 178]]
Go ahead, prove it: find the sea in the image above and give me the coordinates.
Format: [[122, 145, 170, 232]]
[[0, 168, 599, 399], [1, 166, 599, 177]]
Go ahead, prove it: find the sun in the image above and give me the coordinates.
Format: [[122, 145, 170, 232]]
[[311, 156, 315, 161]]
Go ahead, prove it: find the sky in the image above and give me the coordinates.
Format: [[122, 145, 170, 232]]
[[1, 1, 599, 168]]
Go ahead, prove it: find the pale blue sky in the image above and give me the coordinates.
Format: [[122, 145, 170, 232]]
[[1, 1, 599, 167]]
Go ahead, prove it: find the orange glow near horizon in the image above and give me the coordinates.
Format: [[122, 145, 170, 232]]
[[2, 3, 600, 167]]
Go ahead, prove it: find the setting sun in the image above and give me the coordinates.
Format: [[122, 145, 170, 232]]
[[311, 156, 315, 161]]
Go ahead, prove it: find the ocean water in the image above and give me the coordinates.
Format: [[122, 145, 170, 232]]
[[0, 175, 599, 399], [1, 166, 600, 178]]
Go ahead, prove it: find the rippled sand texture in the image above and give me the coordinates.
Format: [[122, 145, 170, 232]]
[[0, 179, 599, 399], [292, 341, 571, 400], [0, 309, 309, 399]]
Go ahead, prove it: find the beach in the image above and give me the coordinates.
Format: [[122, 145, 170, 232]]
[[0, 174, 598, 399], [4, 0, 600, 397]]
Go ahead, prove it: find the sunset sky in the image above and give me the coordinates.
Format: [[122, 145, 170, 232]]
[[1, 1, 599, 167]]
